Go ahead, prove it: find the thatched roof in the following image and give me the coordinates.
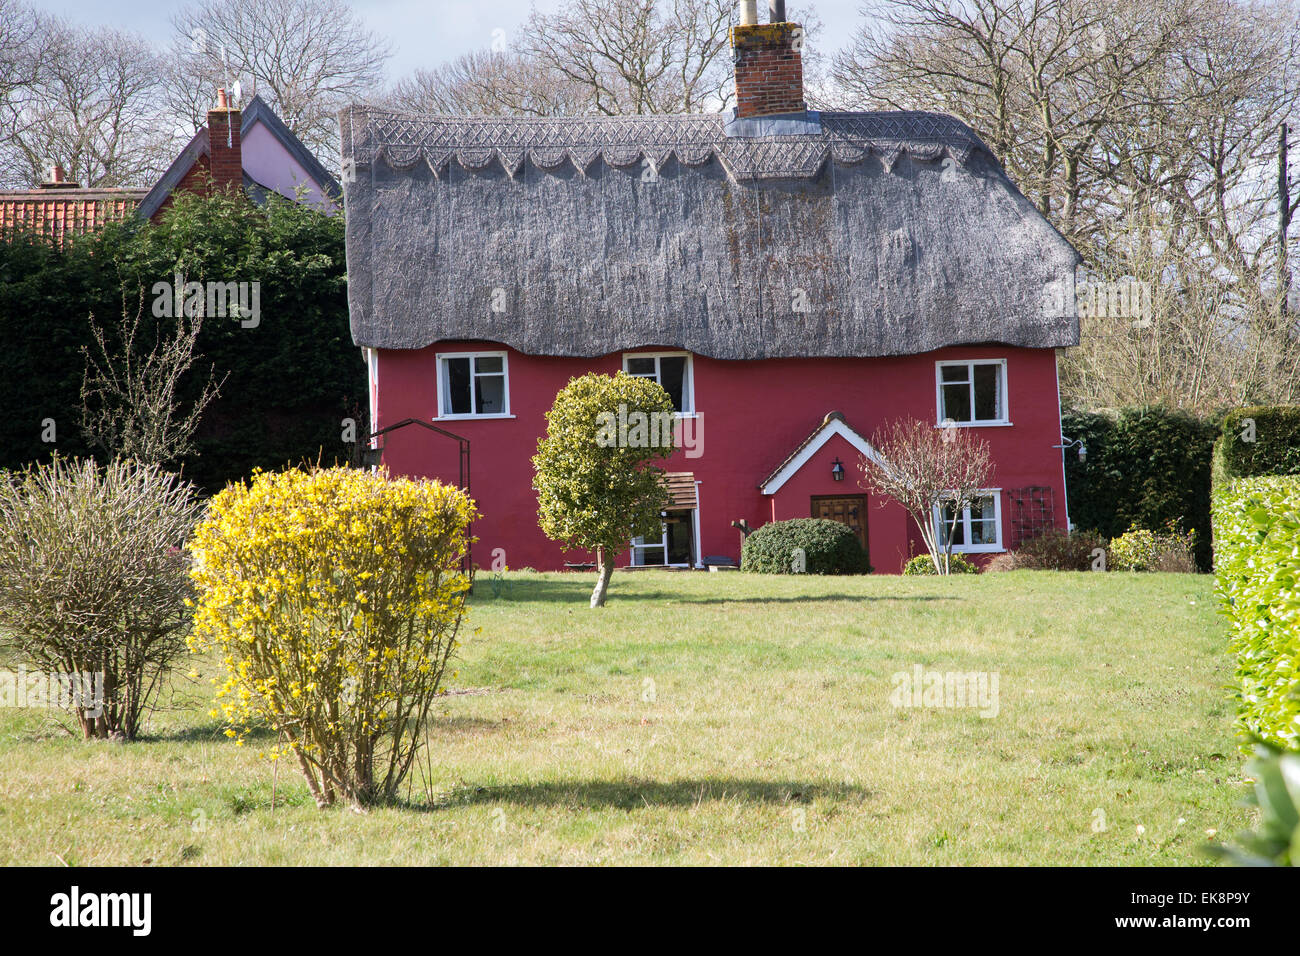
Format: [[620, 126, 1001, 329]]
[[340, 107, 1081, 358]]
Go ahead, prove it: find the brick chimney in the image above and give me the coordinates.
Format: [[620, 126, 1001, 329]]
[[731, 0, 806, 119], [206, 88, 243, 192]]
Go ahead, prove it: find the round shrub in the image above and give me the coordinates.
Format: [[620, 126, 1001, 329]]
[[188, 466, 477, 808], [902, 553, 979, 575], [0, 456, 202, 740], [740, 518, 870, 575]]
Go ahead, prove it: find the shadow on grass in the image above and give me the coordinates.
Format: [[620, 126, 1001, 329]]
[[143, 722, 280, 744], [428, 715, 504, 735], [399, 777, 873, 812], [471, 577, 957, 607]]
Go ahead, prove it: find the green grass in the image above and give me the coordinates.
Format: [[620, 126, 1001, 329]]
[[0, 570, 1250, 865]]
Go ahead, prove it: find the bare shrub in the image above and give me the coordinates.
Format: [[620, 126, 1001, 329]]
[[0, 457, 203, 739], [983, 553, 1018, 573], [860, 418, 994, 575], [1012, 528, 1109, 571]]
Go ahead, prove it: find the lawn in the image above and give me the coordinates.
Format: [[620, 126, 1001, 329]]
[[0, 570, 1251, 865]]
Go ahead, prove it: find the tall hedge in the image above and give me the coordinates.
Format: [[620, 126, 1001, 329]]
[[0, 191, 365, 492], [1212, 476, 1300, 752], [0, 232, 110, 465], [1062, 407, 1219, 569], [1215, 406, 1300, 484]]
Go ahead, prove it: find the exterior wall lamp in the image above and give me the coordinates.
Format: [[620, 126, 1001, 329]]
[[1054, 437, 1087, 462], [831, 457, 846, 481]]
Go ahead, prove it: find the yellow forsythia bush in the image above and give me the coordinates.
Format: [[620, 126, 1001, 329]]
[[187, 466, 477, 808]]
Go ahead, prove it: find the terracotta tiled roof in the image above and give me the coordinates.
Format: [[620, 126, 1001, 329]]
[[0, 188, 147, 246]]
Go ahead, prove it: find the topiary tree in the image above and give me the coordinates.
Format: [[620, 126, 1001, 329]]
[[740, 518, 870, 574], [187, 466, 477, 809], [532, 372, 676, 607], [0, 456, 203, 740], [1217, 406, 1300, 481]]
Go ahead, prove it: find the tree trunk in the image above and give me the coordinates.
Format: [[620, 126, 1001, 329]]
[[590, 546, 613, 608]]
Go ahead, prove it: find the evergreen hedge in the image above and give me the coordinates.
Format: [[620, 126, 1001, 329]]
[[1215, 406, 1300, 484], [0, 191, 364, 492], [1062, 407, 1218, 569], [1211, 476, 1300, 752]]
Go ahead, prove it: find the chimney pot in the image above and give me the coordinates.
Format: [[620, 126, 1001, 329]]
[[769, 0, 785, 22], [739, 0, 757, 26], [38, 163, 79, 188], [206, 88, 243, 194]]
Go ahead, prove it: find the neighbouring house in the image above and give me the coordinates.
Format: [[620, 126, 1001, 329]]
[[339, 4, 1082, 574], [0, 89, 339, 245], [0, 165, 145, 246], [138, 89, 341, 221]]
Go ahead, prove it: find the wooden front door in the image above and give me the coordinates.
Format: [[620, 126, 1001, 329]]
[[812, 495, 868, 551]]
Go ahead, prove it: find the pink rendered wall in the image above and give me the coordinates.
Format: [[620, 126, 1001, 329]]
[[765, 432, 915, 572], [241, 121, 336, 211], [371, 342, 1069, 574]]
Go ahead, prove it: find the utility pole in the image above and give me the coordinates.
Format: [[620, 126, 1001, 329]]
[[1282, 121, 1292, 317]]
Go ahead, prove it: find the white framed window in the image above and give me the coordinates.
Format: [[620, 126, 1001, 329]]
[[936, 359, 1008, 425], [933, 491, 1003, 553], [622, 352, 694, 414], [436, 351, 510, 419]]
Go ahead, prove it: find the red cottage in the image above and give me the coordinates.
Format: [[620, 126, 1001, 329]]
[[339, 9, 1082, 574]]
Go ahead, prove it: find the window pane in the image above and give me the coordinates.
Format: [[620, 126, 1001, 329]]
[[936, 502, 964, 546], [627, 357, 656, 376], [632, 538, 666, 566], [474, 355, 503, 374], [941, 365, 969, 383], [969, 496, 997, 545], [973, 363, 1001, 421], [665, 509, 694, 564], [659, 356, 687, 412], [942, 382, 971, 422], [475, 373, 505, 414], [445, 358, 471, 415]]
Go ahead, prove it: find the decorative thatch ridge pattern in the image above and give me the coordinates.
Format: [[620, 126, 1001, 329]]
[[340, 108, 987, 182], [340, 107, 1081, 358]]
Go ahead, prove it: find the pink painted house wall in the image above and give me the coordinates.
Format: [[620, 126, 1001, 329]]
[[241, 121, 337, 212], [369, 341, 1069, 574]]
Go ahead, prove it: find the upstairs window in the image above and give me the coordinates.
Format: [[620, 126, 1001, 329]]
[[437, 351, 509, 418], [936, 359, 1008, 425], [623, 352, 693, 414]]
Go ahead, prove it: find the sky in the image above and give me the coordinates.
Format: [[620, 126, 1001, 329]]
[[42, 0, 868, 83]]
